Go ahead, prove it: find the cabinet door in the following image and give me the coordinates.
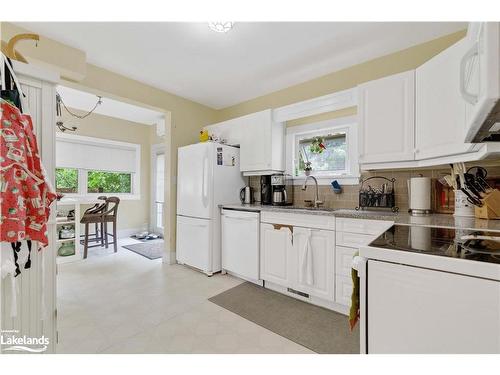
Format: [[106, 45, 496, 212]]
[[416, 38, 473, 159], [292, 227, 335, 301], [358, 71, 415, 164], [260, 223, 293, 286], [240, 110, 273, 172]]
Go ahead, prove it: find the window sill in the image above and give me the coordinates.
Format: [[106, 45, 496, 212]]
[[291, 175, 360, 186], [58, 194, 141, 203]]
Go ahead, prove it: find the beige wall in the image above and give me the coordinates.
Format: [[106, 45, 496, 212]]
[[58, 110, 154, 232], [216, 30, 466, 123], [1, 23, 86, 81]]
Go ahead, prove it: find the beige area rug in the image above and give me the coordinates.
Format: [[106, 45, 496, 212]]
[[209, 282, 359, 354]]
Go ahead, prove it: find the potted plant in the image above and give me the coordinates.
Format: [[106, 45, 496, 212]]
[[300, 146, 313, 176], [304, 161, 312, 176], [310, 137, 326, 154]]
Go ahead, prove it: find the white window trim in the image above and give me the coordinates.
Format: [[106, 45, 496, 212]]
[[286, 116, 360, 186], [56, 133, 141, 200]]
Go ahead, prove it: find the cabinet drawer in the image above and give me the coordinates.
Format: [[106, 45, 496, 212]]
[[335, 275, 354, 307], [336, 246, 358, 277], [336, 231, 375, 248], [336, 217, 392, 235], [261, 211, 335, 231]]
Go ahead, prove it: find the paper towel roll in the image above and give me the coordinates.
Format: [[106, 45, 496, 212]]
[[409, 177, 431, 212], [410, 225, 432, 251]]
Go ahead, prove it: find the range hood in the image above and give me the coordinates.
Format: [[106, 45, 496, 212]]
[[471, 100, 500, 142]]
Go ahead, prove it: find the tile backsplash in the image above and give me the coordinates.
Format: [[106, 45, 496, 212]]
[[248, 162, 500, 213]]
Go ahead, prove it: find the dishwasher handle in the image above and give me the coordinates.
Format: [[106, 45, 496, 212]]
[[221, 213, 258, 221]]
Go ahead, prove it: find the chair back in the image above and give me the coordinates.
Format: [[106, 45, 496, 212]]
[[84, 201, 107, 215], [105, 197, 120, 218]]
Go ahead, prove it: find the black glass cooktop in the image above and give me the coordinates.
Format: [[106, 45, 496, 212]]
[[370, 225, 500, 265]]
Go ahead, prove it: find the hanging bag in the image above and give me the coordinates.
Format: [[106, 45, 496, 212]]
[[0, 53, 27, 112]]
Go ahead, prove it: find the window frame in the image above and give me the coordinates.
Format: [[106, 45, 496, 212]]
[[55, 133, 141, 200], [285, 116, 360, 185]]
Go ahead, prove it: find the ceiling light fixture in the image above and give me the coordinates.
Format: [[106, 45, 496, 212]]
[[208, 22, 234, 33]]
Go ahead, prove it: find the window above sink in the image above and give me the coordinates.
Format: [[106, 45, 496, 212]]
[[285, 116, 360, 185]]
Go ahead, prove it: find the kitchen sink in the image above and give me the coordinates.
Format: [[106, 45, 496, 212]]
[[276, 206, 337, 213]]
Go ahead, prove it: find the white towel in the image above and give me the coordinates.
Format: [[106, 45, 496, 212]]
[[299, 229, 314, 285]]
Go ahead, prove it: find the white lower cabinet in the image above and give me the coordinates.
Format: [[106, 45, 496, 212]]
[[334, 218, 394, 307], [259, 214, 392, 314], [336, 246, 358, 277], [292, 227, 335, 301], [260, 223, 293, 287], [335, 246, 358, 306], [335, 275, 354, 307]]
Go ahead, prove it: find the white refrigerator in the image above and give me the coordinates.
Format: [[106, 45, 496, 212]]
[[176, 142, 245, 275]]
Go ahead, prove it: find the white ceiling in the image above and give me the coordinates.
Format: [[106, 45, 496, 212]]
[[19, 22, 467, 109], [57, 85, 164, 125]]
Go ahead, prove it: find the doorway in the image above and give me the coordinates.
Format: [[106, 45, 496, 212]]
[[151, 143, 166, 235]]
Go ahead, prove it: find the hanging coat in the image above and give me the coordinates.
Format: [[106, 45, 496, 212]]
[[1, 98, 56, 247]]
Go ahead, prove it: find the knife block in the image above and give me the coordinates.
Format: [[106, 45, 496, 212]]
[[475, 189, 500, 219]]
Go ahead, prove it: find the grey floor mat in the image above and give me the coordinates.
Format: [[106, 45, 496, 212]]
[[209, 282, 359, 354], [122, 240, 164, 260]]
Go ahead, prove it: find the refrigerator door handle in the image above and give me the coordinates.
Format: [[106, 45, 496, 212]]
[[202, 152, 209, 208]]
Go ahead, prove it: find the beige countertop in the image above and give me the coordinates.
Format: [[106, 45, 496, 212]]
[[220, 203, 500, 232]]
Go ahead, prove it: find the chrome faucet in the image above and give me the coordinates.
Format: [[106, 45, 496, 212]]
[[301, 175, 323, 208]]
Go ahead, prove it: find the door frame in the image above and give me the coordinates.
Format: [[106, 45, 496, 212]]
[[150, 143, 166, 235]]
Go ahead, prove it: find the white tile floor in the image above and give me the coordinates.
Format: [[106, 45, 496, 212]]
[[56, 238, 313, 354]]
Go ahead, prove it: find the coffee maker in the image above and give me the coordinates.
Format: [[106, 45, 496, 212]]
[[260, 175, 272, 205], [271, 174, 293, 206]]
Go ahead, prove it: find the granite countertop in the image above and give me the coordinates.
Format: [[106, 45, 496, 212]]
[[220, 203, 500, 232]]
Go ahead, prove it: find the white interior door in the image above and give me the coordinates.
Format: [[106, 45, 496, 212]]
[[151, 144, 165, 234]]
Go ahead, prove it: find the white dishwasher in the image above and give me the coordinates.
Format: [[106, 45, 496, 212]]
[[221, 209, 261, 284]]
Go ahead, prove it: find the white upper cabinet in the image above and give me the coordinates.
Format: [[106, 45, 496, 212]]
[[205, 109, 284, 175], [358, 70, 416, 164], [239, 109, 284, 175], [415, 38, 474, 159]]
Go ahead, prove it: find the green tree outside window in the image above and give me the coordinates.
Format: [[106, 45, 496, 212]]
[[87, 171, 132, 193], [56, 168, 78, 193]]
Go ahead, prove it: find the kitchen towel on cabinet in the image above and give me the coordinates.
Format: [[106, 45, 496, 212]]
[[299, 229, 314, 285]]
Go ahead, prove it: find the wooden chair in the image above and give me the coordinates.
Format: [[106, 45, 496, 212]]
[[81, 196, 107, 246], [81, 197, 120, 258]]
